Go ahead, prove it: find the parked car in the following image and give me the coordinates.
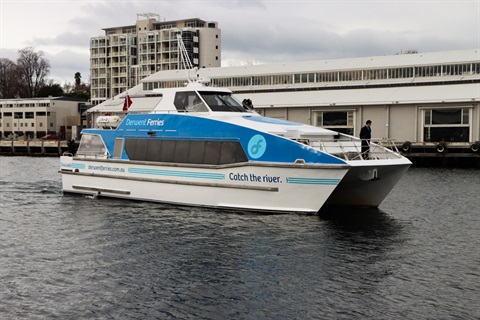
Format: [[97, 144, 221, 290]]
[[42, 134, 58, 140]]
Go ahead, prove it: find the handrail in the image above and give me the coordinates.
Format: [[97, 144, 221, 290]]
[[308, 137, 403, 161], [75, 151, 109, 159]]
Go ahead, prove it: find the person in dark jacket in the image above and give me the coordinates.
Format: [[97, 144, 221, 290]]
[[359, 120, 372, 159]]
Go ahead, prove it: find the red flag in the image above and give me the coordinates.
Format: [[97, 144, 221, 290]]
[[123, 93, 132, 112]]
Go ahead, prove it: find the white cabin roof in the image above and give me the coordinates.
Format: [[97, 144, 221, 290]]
[[88, 95, 162, 113]]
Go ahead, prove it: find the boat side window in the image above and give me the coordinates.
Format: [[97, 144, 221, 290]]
[[124, 139, 248, 165], [174, 91, 209, 113], [199, 92, 247, 112], [76, 134, 108, 157]]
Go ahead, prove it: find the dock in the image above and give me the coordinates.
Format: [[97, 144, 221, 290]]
[[392, 141, 480, 167], [0, 140, 76, 157]]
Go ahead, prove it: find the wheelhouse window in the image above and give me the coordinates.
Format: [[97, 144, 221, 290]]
[[423, 108, 470, 142], [174, 91, 209, 112], [199, 92, 247, 112], [315, 111, 354, 135]]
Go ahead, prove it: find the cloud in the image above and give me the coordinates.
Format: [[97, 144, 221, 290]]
[[1, 0, 478, 84], [0, 48, 19, 61], [33, 32, 92, 49], [44, 50, 90, 84]]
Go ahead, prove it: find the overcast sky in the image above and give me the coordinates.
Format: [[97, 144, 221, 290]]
[[1, 0, 479, 84]]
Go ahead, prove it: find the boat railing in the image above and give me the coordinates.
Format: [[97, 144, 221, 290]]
[[309, 137, 403, 161], [75, 151, 109, 159]]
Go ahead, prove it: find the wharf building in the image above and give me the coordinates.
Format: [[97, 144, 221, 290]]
[[0, 97, 86, 140], [90, 13, 221, 106]]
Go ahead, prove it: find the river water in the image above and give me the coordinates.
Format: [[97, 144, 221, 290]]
[[0, 156, 479, 319]]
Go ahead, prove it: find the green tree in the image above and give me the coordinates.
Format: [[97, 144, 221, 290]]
[[37, 80, 64, 97], [63, 72, 90, 100]]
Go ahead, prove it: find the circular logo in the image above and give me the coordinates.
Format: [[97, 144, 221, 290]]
[[247, 134, 267, 159]]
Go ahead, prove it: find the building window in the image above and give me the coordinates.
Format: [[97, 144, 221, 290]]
[[212, 78, 231, 87], [232, 77, 251, 87], [423, 108, 470, 142], [272, 74, 293, 85], [317, 72, 338, 82], [315, 111, 354, 135], [473, 63, 480, 74], [252, 76, 272, 86], [294, 73, 315, 83]]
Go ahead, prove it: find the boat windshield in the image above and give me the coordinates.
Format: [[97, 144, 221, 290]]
[[76, 134, 108, 157], [174, 91, 209, 112], [199, 92, 248, 112]]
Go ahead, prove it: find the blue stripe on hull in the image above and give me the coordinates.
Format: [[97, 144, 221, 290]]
[[128, 167, 225, 180], [61, 162, 86, 169], [286, 177, 341, 185]]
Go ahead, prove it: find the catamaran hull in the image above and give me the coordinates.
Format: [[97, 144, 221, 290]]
[[324, 161, 411, 207], [60, 156, 349, 214]]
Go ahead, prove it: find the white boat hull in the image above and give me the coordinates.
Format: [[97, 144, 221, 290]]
[[60, 156, 349, 214], [324, 159, 411, 207]]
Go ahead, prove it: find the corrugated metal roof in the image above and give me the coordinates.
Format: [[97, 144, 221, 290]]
[[144, 49, 480, 81], [236, 83, 480, 108]]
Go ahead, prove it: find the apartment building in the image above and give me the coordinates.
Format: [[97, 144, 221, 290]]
[[90, 13, 221, 106]]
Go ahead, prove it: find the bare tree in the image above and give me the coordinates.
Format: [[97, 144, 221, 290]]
[[16, 47, 50, 98], [0, 58, 21, 98]]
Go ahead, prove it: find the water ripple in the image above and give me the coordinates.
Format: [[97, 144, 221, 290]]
[[0, 158, 479, 319]]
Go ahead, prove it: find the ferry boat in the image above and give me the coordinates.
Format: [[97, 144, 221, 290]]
[[60, 80, 410, 211], [60, 37, 410, 212]]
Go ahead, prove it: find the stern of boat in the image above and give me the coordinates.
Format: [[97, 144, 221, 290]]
[[309, 137, 412, 207], [324, 159, 411, 207]]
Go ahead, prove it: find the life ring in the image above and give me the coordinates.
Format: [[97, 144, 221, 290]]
[[471, 141, 480, 153], [401, 141, 411, 152], [436, 143, 446, 153]]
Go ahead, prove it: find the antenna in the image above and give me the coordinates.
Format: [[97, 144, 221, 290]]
[[177, 34, 196, 83]]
